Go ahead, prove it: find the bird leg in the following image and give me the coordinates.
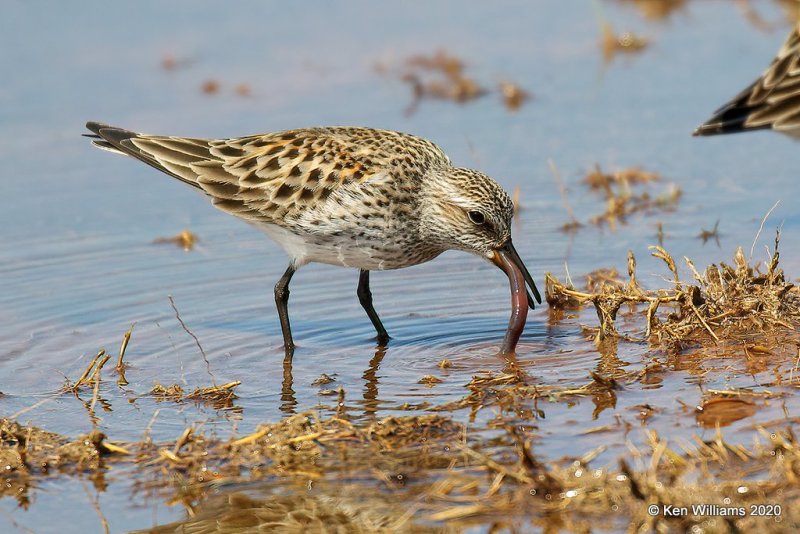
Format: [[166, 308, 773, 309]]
[[357, 269, 390, 344], [274, 264, 296, 355]]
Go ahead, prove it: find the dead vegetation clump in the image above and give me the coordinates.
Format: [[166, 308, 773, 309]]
[[129, 412, 467, 514], [436, 363, 634, 421], [200, 79, 220, 95], [594, 0, 649, 64], [583, 165, 682, 230], [601, 25, 649, 62], [224, 413, 464, 476], [698, 219, 722, 246], [695, 396, 758, 428], [498, 80, 529, 111], [378, 49, 530, 115], [150, 381, 241, 410], [615, 0, 688, 21], [418, 375, 443, 387], [0, 419, 129, 507], [735, 0, 800, 32], [397, 50, 487, 116], [4, 411, 800, 532], [153, 229, 197, 250], [545, 233, 800, 352], [66, 349, 111, 391]]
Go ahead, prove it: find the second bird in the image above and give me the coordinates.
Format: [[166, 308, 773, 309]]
[[85, 122, 541, 356], [695, 23, 800, 137]]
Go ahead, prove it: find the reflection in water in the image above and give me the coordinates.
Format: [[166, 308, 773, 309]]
[[132, 486, 437, 534], [595, 336, 625, 374], [280, 354, 297, 415], [282, 342, 389, 418], [500, 350, 525, 377], [361, 343, 387, 418]]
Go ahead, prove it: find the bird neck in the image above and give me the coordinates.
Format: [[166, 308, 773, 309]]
[[417, 172, 459, 252]]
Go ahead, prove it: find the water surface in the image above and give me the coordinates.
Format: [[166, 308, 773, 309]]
[[2, 0, 800, 531]]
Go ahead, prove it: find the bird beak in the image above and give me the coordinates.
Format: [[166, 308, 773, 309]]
[[490, 240, 542, 309], [489, 239, 541, 355]]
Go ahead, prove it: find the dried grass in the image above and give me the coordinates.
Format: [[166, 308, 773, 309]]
[[150, 381, 241, 410], [4, 412, 798, 533], [545, 233, 798, 351]]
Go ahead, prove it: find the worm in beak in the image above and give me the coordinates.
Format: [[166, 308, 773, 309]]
[[490, 240, 541, 354]]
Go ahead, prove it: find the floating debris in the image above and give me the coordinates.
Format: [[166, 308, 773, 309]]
[[698, 219, 721, 246], [405, 50, 465, 78], [149, 383, 184, 400], [160, 54, 194, 72], [580, 165, 681, 230], [150, 381, 241, 410], [584, 165, 660, 190], [68, 349, 110, 391], [200, 79, 220, 95], [115, 324, 134, 387], [234, 83, 251, 97], [418, 375, 443, 387], [733, 0, 798, 33], [161, 55, 178, 71], [0, 420, 129, 506], [600, 22, 649, 64], [311, 373, 336, 386], [400, 50, 487, 115], [776, 0, 800, 25], [498, 80, 529, 111], [695, 396, 758, 428], [153, 229, 197, 250], [594, 2, 648, 64], [380, 50, 533, 116], [615, 0, 688, 21]]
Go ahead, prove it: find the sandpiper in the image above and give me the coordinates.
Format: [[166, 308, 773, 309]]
[[85, 122, 541, 355], [695, 23, 800, 137]]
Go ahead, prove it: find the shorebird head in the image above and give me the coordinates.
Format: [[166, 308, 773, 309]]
[[420, 167, 541, 309]]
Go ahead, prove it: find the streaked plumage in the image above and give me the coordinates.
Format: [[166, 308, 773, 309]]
[[695, 23, 800, 137], [85, 122, 540, 354]]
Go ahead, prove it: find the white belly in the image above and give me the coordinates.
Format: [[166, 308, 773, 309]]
[[259, 223, 393, 270]]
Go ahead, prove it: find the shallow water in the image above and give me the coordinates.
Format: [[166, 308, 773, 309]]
[[2, 0, 800, 531]]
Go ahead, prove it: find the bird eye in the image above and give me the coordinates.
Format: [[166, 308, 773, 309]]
[[467, 210, 486, 225]]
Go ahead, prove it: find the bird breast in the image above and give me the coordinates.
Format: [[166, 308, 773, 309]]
[[258, 180, 441, 270]]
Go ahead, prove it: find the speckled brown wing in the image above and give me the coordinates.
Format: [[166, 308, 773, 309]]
[[86, 123, 450, 225], [695, 24, 800, 136]]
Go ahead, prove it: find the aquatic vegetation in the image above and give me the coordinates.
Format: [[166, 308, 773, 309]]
[[546, 233, 799, 351], [377, 49, 530, 115], [498, 80, 529, 111], [555, 164, 681, 232], [2, 410, 798, 532], [615, 0, 689, 22], [153, 229, 198, 250], [150, 381, 241, 410], [593, 2, 649, 65]]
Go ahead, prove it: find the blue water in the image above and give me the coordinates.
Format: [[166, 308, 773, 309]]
[[1, 1, 800, 531]]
